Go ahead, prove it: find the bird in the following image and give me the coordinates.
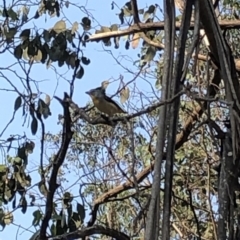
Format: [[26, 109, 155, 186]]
[[85, 87, 126, 117]]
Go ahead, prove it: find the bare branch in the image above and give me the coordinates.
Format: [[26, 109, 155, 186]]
[[39, 93, 73, 239], [52, 225, 130, 240], [87, 20, 240, 42]]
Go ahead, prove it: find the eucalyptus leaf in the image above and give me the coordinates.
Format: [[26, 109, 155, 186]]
[[81, 17, 91, 31], [31, 117, 38, 135], [76, 203, 85, 222], [76, 66, 84, 79], [14, 45, 23, 59], [14, 96, 22, 111], [120, 87, 130, 104], [20, 29, 30, 40]]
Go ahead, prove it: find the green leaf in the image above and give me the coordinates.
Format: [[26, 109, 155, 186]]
[[76, 202, 85, 222], [148, 5, 156, 14], [143, 46, 156, 63], [125, 1, 132, 11], [101, 26, 111, 32], [29, 230, 40, 240], [29, 194, 35, 206], [31, 117, 38, 135], [43, 30, 51, 42], [0, 164, 7, 172], [20, 196, 27, 214], [25, 141, 35, 154], [110, 24, 118, 31], [125, 40, 130, 50], [0, 209, 5, 230], [14, 45, 23, 59], [119, 9, 124, 24], [7, 8, 18, 21], [63, 192, 73, 208], [65, 1, 69, 8], [32, 210, 42, 226], [13, 157, 22, 166], [61, 210, 66, 228], [12, 196, 16, 209], [17, 146, 27, 164], [20, 29, 30, 40], [38, 181, 48, 197], [81, 17, 91, 31], [76, 66, 84, 79], [4, 27, 17, 41], [50, 223, 56, 237], [38, 99, 51, 119], [14, 96, 22, 111], [81, 56, 90, 65]]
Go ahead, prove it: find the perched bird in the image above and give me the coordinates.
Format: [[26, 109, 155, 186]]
[[86, 87, 126, 116]]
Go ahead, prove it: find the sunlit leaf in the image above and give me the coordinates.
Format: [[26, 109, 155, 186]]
[[101, 26, 111, 32], [110, 24, 118, 31], [101, 80, 109, 89], [132, 33, 140, 49], [3, 212, 13, 225], [22, 47, 29, 60], [45, 94, 51, 106], [33, 49, 43, 62], [120, 86, 130, 104], [53, 20, 66, 34], [71, 21, 79, 34]]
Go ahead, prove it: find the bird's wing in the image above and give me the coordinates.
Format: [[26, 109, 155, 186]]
[[104, 95, 126, 113]]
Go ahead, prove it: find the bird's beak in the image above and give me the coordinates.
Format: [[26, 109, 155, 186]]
[[85, 91, 90, 95]]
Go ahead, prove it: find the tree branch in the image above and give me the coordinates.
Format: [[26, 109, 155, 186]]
[[70, 89, 185, 126], [39, 93, 73, 240], [52, 225, 130, 240], [87, 102, 203, 227], [87, 19, 240, 42]]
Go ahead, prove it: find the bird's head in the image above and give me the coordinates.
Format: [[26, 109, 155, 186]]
[[85, 87, 104, 99]]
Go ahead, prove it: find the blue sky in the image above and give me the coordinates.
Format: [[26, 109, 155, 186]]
[[0, 0, 159, 239]]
